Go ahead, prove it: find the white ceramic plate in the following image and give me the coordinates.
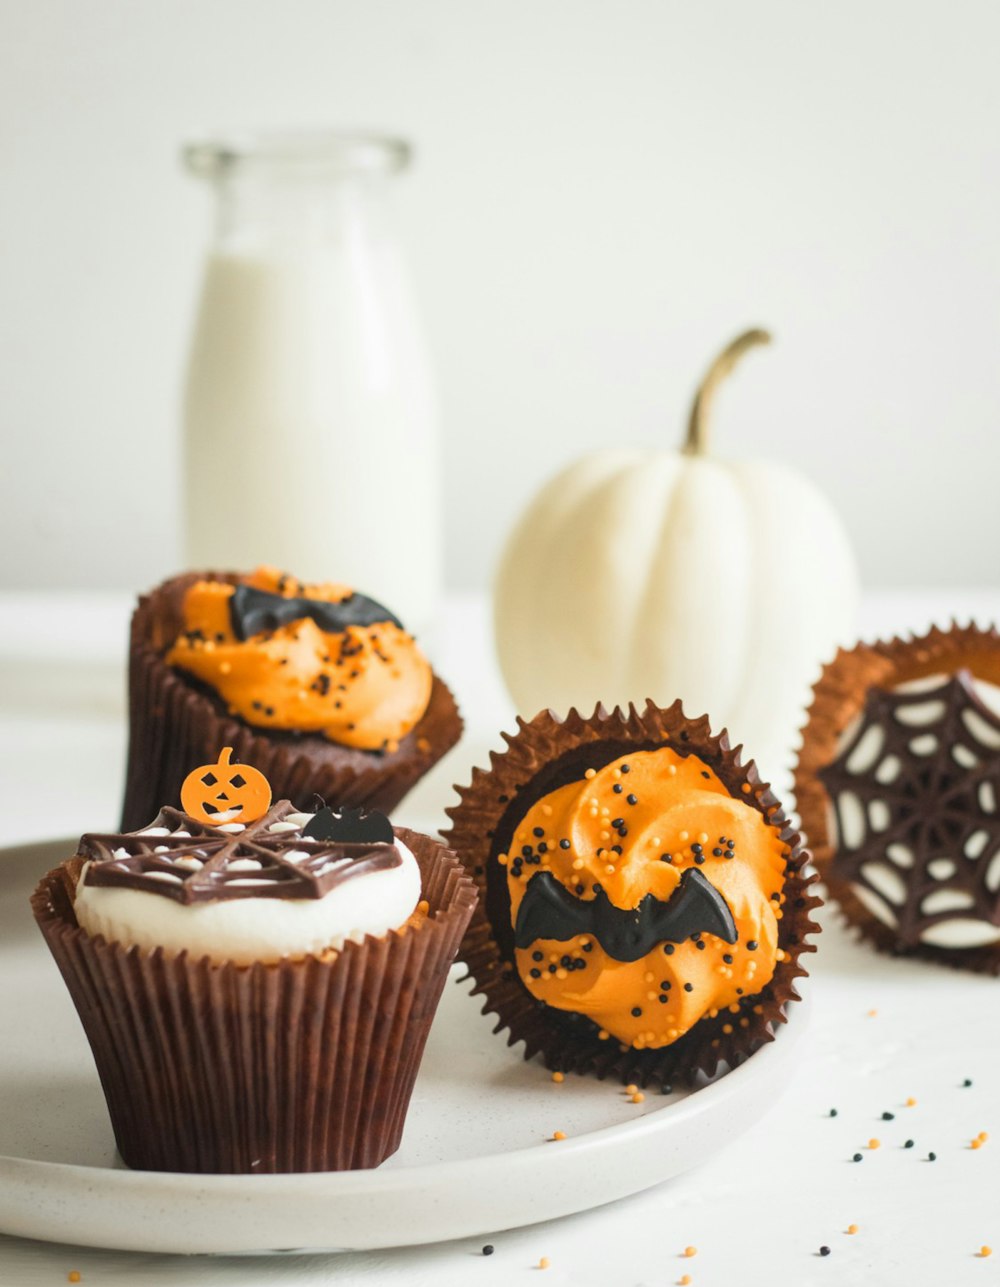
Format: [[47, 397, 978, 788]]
[[0, 838, 809, 1255]]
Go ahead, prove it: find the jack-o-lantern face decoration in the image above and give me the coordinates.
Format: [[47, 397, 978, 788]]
[[501, 747, 789, 1051], [180, 747, 271, 826]]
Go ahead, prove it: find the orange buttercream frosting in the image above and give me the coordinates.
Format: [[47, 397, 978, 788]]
[[503, 747, 788, 1049], [165, 567, 433, 752]]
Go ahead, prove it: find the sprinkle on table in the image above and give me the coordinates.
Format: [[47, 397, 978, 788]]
[[551, 1071, 564, 1083], [625, 1083, 638, 1094], [905, 1097, 917, 1107], [538, 1256, 550, 1269], [631, 1092, 645, 1104], [847, 1224, 859, 1235], [829, 1108, 838, 1117], [679, 1277, 692, 1286], [68, 1276, 81, 1285], [551, 1130, 566, 1141], [819, 1246, 831, 1257], [868, 1139, 881, 1150], [904, 1140, 914, 1149], [867, 1009, 878, 1017], [928, 1152, 937, 1162], [963, 1078, 974, 1088], [980, 1246, 993, 1258], [482, 1245, 494, 1256], [852, 1153, 863, 1162], [684, 1245, 698, 1258]]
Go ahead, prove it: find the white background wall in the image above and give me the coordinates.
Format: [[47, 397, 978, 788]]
[[2, 0, 999, 593]]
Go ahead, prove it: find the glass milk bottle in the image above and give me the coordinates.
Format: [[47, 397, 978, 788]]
[[182, 132, 441, 634]]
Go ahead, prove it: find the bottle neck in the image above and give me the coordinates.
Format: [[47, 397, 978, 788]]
[[209, 167, 391, 256]]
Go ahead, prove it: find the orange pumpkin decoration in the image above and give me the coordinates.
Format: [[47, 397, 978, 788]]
[[180, 747, 271, 826]]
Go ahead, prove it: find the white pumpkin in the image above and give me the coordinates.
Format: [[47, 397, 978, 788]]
[[493, 330, 860, 796]]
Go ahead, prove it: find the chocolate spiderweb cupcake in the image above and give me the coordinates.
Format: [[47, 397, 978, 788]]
[[444, 701, 820, 1089], [796, 623, 1000, 974], [32, 794, 476, 1173], [122, 569, 462, 830]]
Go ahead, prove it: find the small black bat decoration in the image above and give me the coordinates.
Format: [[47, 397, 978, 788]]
[[513, 867, 737, 963], [303, 805, 395, 846], [229, 584, 403, 642]]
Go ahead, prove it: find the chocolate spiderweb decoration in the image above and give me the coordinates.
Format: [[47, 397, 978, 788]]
[[80, 801, 400, 904], [821, 671, 1000, 948]]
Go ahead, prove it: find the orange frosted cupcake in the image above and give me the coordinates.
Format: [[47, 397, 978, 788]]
[[122, 567, 462, 830], [445, 701, 820, 1089]]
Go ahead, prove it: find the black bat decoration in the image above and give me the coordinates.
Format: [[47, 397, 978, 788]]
[[513, 867, 737, 963], [303, 805, 395, 846], [229, 584, 403, 642]]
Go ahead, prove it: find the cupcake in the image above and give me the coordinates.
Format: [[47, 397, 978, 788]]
[[32, 749, 477, 1173], [444, 701, 819, 1089], [795, 623, 1000, 973], [121, 566, 462, 830]]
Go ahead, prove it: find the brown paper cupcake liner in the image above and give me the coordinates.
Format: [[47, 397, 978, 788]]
[[31, 829, 477, 1173], [121, 572, 463, 832], [795, 622, 1000, 975], [443, 700, 821, 1091]]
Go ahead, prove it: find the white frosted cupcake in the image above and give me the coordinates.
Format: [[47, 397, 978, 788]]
[[32, 762, 476, 1173]]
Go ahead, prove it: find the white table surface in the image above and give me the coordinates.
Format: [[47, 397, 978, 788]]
[[1, 588, 999, 1287]]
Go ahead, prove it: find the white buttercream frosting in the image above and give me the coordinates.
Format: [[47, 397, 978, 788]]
[[73, 811, 422, 965]]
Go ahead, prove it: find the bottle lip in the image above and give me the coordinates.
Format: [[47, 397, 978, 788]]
[[183, 129, 411, 178]]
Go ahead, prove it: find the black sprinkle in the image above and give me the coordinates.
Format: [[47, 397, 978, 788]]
[[904, 1139, 914, 1148], [713, 848, 723, 856], [829, 1108, 838, 1117], [882, 1111, 895, 1121], [819, 1246, 831, 1257], [659, 980, 672, 990], [928, 1152, 937, 1162], [611, 818, 625, 829], [627, 793, 638, 806], [663, 944, 675, 955], [660, 853, 673, 863], [582, 942, 593, 952], [532, 951, 543, 962], [533, 827, 545, 838], [613, 783, 623, 794], [963, 1078, 974, 1087], [723, 954, 734, 964], [701, 770, 710, 779], [482, 1245, 494, 1256], [696, 940, 706, 950], [620, 764, 630, 773], [530, 968, 541, 979], [684, 982, 694, 993], [631, 1006, 642, 1017], [852, 1153, 863, 1162], [559, 839, 571, 850], [694, 853, 706, 864], [747, 940, 759, 951], [657, 994, 668, 1004]]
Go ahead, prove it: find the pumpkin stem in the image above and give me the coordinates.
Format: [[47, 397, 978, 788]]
[[218, 746, 233, 765], [683, 328, 772, 456]]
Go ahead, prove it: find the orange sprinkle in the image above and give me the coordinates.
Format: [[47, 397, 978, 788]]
[[631, 1092, 645, 1104], [868, 1138, 881, 1150], [980, 1246, 992, 1258], [847, 1224, 859, 1235], [538, 1256, 551, 1269], [584, 768, 596, 779], [867, 1009, 878, 1017], [979, 1131, 989, 1141], [598, 1029, 610, 1040], [679, 1277, 692, 1286], [684, 1245, 698, 1258], [68, 1277, 82, 1285], [551, 1130, 566, 1141], [625, 1083, 639, 1094], [905, 1097, 917, 1107], [741, 783, 751, 793], [971, 1138, 983, 1149], [551, 1071, 564, 1083]]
